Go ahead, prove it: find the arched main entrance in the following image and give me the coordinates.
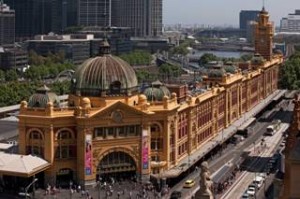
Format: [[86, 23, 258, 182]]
[[97, 151, 137, 182]]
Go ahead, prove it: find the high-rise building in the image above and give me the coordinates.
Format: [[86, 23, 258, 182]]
[[4, 0, 78, 40], [254, 7, 274, 61], [78, 0, 163, 37], [78, 0, 111, 27], [113, 0, 162, 37], [239, 10, 260, 37], [0, 3, 15, 45], [51, 0, 78, 33], [280, 10, 300, 32], [4, 0, 52, 40]]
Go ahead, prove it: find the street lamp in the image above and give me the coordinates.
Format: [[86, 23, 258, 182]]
[[25, 178, 38, 199]]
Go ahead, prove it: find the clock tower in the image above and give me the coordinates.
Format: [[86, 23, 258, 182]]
[[254, 7, 274, 61]]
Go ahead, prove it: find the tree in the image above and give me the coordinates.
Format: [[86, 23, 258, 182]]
[[159, 64, 181, 80], [240, 54, 253, 62], [5, 70, 18, 81], [280, 54, 300, 89], [120, 51, 152, 66], [198, 53, 218, 65]]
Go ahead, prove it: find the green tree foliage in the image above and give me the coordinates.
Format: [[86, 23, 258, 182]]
[[120, 51, 152, 66], [0, 69, 5, 82], [50, 81, 71, 95], [135, 70, 158, 83], [280, 54, 300, 89], [172, 46, 189, 56], [159, 64, 181, 79], [0, 82, 38, 106], [240, 54, 253, 62], [5, 70, 18, 81], [198, 53, 218, 65]]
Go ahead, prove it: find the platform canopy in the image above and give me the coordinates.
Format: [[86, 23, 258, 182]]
[[0, 152, 50, 177]]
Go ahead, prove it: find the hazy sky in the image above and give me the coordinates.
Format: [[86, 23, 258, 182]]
[[164, 0, 299, 26]]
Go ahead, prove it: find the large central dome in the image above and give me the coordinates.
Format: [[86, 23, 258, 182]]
[[71, 42, 138, 97]]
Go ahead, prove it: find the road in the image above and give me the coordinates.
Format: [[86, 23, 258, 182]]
[[221, 123, 289, 199], [168, 98, 293, 199]]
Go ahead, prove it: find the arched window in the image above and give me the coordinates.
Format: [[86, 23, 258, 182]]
[[27, 130, 44, 157], [150, 124, 161, 133], [55, 130, 76, 159], [110, 81, 121, 94]]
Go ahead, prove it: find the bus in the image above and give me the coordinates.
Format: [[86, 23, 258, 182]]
[[264, 120, 281, 136]]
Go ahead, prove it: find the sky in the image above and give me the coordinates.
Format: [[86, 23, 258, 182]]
[[163, 0, 299, 27]]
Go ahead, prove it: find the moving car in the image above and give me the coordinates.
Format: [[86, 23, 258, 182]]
[[170, 191, 182, 199], [183, 179, 195, 188]]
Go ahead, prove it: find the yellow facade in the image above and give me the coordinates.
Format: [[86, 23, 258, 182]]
[[17, 56, 282, 186], [17, 7, 283, 186]]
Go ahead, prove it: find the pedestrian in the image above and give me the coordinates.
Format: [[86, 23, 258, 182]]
[[81, 189, 86, 196], [77, 185, 81, 193]]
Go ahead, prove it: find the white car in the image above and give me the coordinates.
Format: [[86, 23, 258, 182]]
[[247, 185, 256, 197], [253, 176, 264, 189]]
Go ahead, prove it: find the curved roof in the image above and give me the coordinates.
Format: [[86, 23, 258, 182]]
[[28, 85, 60, 108], [143, 82, 171, 102], [71, 55, 138, 97]]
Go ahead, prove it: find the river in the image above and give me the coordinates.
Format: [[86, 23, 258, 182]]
[[189, 50, 251, 59]]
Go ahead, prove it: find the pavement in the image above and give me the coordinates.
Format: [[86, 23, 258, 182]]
[[33, 179, 163, 199]]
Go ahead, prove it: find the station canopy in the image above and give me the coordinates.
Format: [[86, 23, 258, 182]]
[[0, 152, 50, 177]]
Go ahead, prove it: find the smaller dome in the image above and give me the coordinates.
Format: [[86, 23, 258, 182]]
[[207, 68, 226, 78], [143, 81, 171, 101], [251, 53, 265, 64], [224, 65, 238, 74], [28, 85, 60, 108]]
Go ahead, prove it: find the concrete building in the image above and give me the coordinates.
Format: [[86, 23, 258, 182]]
[[27, 34, 93, 66], [0, 44, 28, 71], [280, 10, 300, 32], [0, 3, 15, 45], [15, 9, 283, 187]]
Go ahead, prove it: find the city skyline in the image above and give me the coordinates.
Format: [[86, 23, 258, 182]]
[[164, 0, 299, 27]]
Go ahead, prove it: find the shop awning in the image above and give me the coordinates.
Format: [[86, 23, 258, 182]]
[[0, 152, 51, 177]]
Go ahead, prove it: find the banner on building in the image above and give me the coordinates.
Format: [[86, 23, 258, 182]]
[[85, 134, 92, 175], [142, 129, 149, 170]]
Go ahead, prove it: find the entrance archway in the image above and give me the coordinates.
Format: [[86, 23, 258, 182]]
[[56, 168, 74, 188], [97, 151, 137, 182]]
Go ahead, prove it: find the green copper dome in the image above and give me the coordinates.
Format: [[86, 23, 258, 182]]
[[143, 80, 171, 101], [28, 85, 60, 108], [71, 55, 138, 97]]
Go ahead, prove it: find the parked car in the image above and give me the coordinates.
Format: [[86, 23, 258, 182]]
[[183, 179, 195, 188], [241, 191, 249, 199], [247, 184, 256, 197], [170, 191, 182, 199], [253, 176, 264, 189]]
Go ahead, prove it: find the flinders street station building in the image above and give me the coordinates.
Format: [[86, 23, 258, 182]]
[[15, 8, 283, 187]]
